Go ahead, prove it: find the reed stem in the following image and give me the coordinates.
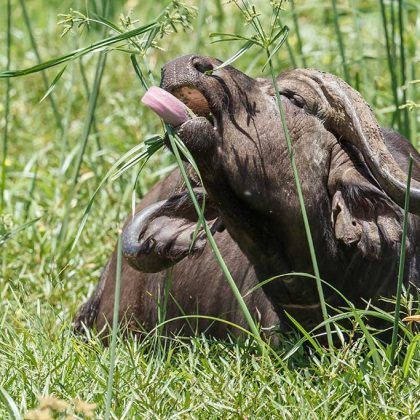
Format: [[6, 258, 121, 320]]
[[390, 155, 413, 368], [167, 129, 266, 356], [1, 0, 12, 212], [104, 235, 123, 420], [267, 57, 334, 350], [331, 0, 350, 83], [57, 52, 107, 249], [290, 0, 306, 67], [19, 0, 63, 133], [398, 0, 409, 138], [379, 0, 401, 129]]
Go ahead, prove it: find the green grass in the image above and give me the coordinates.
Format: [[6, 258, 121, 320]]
[[0, 0, 419, 417]]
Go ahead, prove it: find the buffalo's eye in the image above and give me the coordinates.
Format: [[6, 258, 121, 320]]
[[289, 94, 305, 108]]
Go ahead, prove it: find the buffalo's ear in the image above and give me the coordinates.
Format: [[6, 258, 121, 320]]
[[331, 190, 363, 247], [122, 189, 223, 273], [330, 179, 412, 260]]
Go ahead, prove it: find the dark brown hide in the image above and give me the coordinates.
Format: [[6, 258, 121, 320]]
[[74, 56, 419, 341], [74, 170, 281, 340]]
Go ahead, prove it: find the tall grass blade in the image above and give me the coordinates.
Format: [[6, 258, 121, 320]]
[[57, 62, 76, 185], [18, 0, 63, 132], [244, 272, 317, 297], [1, 0, 11, 212], [262, 26, 289, 71], [214, 0, 225, 29], [350, 0, 369, 93], [77, 0, 110, 157], [104, 235, 123, 420], [144, 314, 281, 362], [379, 0, 401, 129], [210, 33, 260, 44], [402, 334, 419, 378], [284, 38, 298, 69], [290, 0, 306, 67], [57, 51, 107, 250], [23, 163, 38, 221], [0, 22, 158, 78], [157, 268, 174, 340], [269, 4, 297, 68], [242, 1, 266, 42], [226, 0, 333, 349], [195, 0, 206, 52], [211, 40, 256, 72], [78, 60, 102, 153], [351, 309, 385, 374], [407, 67, 418, 146], [71, 138, 162, 250], [0, 218, 40, 247], [398, 0, 409, 137], [167, 128, 265, 356], [0, 387, 22, 420], [39, 65, 67, 103], [331, 0, 350, 83], [284, 312, 323, 355], [267, 59, 333, 349], [390, 0, 398, 68], [390, 154, 413, 368], [110, 137, 163, 180], [250, 270, 387, 373], [130, 54, 148, 90]]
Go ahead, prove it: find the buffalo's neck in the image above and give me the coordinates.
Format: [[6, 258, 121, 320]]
[[203, 160, 414, 330], [203, 169, 330, 303]]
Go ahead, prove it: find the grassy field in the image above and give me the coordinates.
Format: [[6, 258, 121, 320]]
[[0, 0, 419, 418]]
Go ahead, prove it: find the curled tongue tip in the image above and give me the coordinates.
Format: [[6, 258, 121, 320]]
[[141, 86, 191, 127]]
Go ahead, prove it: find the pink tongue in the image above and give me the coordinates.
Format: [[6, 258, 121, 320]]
[[141, 86, 191, 127]]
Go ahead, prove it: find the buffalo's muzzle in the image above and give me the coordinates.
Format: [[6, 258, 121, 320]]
[[160, 55, 224, 119]]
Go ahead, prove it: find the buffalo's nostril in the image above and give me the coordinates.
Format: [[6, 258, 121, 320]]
[[192, 58, 213, 74]]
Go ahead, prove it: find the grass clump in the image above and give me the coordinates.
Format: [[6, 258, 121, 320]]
[[0, 0, 419, 417]]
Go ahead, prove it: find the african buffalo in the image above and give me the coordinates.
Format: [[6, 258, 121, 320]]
[[74, 55, 420, 342]]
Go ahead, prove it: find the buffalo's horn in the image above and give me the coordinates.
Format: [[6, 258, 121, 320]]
[[278, 69, 420, 214]]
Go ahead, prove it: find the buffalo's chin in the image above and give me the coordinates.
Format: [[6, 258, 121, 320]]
[[171, 117, 218, 163], [177, 117, 215, 140]]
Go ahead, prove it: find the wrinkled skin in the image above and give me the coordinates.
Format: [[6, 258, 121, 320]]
[[74, 171, 281, 341], [74, 56, 420, 341]]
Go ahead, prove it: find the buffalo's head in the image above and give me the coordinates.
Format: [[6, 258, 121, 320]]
[[124, 55, 420, 321]]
